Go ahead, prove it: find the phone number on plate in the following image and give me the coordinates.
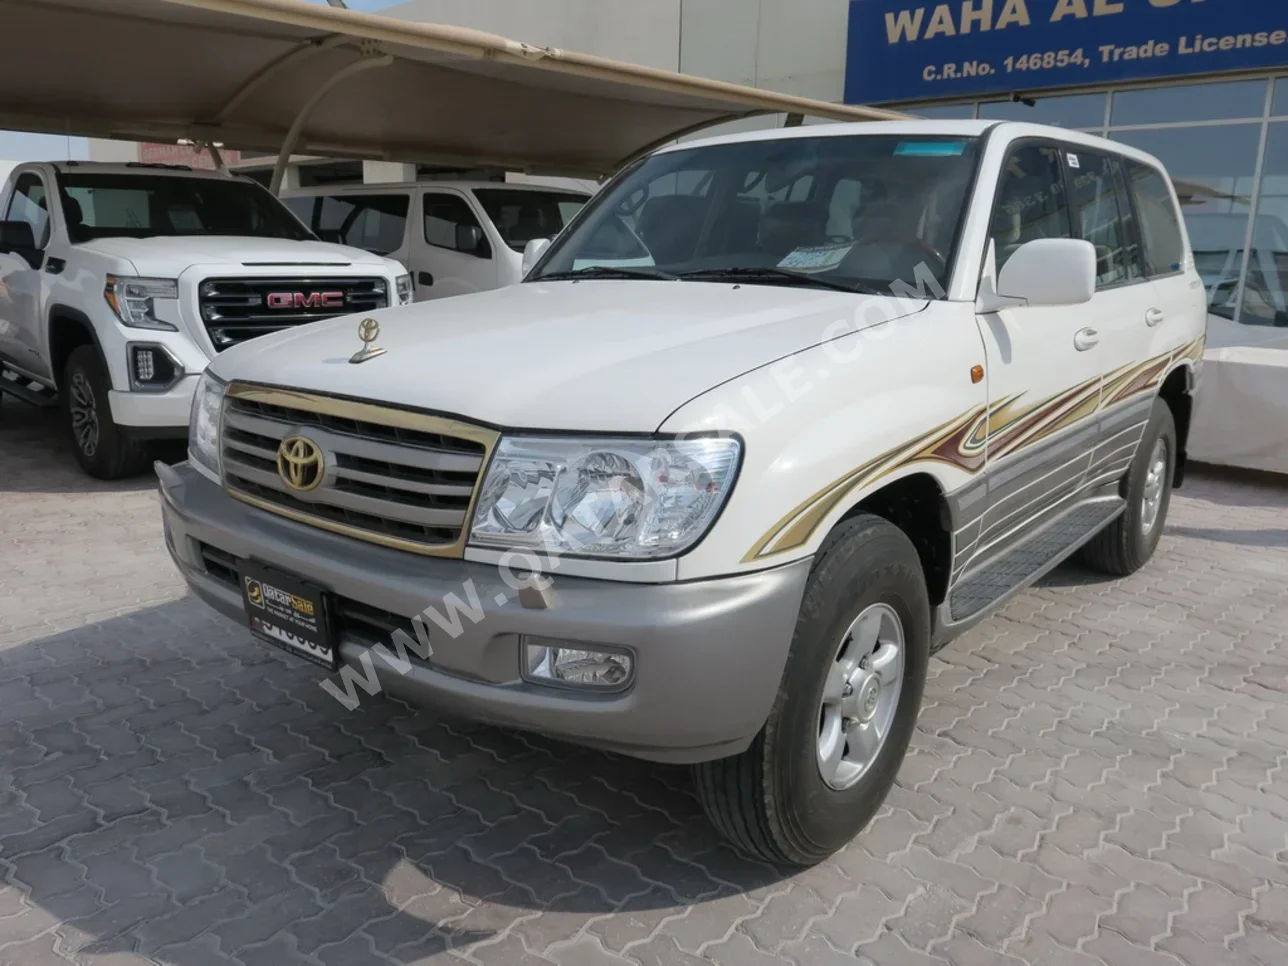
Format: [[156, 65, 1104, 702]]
[[922, 48, 1092, 82]]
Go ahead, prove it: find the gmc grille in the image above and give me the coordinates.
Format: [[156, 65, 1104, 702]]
[[199, 276, 388, 350]]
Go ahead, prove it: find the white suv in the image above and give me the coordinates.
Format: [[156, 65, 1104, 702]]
[[159, 121, 1205, 864], [0, 162, 409, 478]]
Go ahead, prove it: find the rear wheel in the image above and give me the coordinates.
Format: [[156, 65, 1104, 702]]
[[693, 513, 930, 866], [1081, 398, 1177, 576], [63, 345, 149, 480]]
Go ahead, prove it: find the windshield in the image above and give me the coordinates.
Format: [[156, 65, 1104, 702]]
[[472, 189, 589, 252], [529, 134, 981, 294], [56, 172, 314, 243]]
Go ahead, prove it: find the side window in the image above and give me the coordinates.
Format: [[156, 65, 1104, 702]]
[[4, 173, 51, 248], [423, 193, 490, 257], [1126, 161, 1186, 277], [314, 194, 409, 255], [1066, 151, 1133, 288], [990, 144, 1072, 270]]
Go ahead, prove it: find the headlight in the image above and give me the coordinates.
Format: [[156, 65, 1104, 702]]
[[104, 275, 179, 331], [188, 370, 227, 480], [396, 273, 413, 305], [470, 435, 741, 559]]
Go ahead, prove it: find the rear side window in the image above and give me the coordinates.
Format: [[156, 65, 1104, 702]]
[[1126, 161, 1186, 276], [990, 144, 1073, 270], [310, 193, 409, 255], [1066, 151, 1136, 288]]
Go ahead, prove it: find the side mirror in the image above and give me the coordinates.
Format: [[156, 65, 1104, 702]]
[[521, 237, 551, 276], [455, 223, 485, 256], [994, 238, 1097, 308], [0, 220, 42, 268]]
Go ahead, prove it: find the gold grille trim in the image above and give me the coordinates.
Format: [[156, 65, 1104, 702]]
[[221, 382, 500, 559]]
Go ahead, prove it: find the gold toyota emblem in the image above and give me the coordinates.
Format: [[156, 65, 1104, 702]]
[[350, 317, 387, 364], [276, 436, 324, 492]]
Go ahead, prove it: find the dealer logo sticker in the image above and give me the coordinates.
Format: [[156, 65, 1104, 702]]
[[244, 577, 265, 609]]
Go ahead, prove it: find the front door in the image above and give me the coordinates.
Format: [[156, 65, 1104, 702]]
[[0, 171, 52, 379], [966, 141, 1105, 569], [414, 190, 500, 299]]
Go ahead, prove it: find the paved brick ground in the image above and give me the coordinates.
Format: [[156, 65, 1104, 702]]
[[2, 399, 1288, 966]]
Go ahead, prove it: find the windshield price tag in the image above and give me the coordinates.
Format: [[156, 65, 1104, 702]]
[[778, 243, 854, 274]]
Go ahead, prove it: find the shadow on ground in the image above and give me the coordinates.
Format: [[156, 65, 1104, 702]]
[[0, 599, 791, 964]]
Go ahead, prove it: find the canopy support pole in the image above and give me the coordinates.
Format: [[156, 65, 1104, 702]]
[[215, 34, 351, 124], [270, 49, 394, 195], [205, 142, 226, 171]]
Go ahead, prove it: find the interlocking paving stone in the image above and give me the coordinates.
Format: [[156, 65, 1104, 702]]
[[3, 402, 1288, 964]]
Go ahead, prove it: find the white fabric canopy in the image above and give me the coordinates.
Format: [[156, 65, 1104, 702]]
[[1191, 321, 1288, 476], [0, 0, 903, 179]]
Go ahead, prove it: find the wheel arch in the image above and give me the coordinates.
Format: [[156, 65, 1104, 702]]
[[835, 469, 956, 608], [47, 305, 106, 391], [1158, 362, 1194, 488]]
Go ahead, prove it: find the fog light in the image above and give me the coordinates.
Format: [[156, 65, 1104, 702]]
[[522, 636, 634, 691], [134, 348, 156, 382], [128, 343, 182, 391]]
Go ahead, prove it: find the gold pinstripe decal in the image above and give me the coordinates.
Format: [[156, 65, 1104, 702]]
[[742, 334, 1207, 562]]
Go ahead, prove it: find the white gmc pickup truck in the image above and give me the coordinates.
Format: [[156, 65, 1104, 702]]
[[0, 162, 409, 478]]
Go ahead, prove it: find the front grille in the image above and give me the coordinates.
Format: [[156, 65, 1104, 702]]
[[199, 276, 388, 350], [219, 390, 492, 556]]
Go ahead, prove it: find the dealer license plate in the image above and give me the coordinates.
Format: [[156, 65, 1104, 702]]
[[238, 561, 337, 670]]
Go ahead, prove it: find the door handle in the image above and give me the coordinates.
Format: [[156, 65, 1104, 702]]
[[1146, 307, 1165, 327], [417, 271, 434, 287], [1074, 327, 1100, 352]]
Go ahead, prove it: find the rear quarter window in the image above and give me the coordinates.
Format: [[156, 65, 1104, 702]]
[[1126, 161, 1186, 276]]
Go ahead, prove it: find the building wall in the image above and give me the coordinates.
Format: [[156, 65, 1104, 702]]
[[382, 0, 681, 70]]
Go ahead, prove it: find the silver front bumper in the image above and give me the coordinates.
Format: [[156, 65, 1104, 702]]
[[158, 462, 810, 763]]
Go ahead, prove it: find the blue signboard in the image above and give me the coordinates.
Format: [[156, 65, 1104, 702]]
[[845, 0, 1288, 105]]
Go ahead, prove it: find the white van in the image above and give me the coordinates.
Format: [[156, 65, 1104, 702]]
[[282, 181, 590, 300]]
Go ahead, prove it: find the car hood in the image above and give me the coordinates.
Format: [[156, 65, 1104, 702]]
[[74, 235, 389, 272], [212, 280, 927, 432]]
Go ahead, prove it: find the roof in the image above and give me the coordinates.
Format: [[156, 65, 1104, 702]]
[[46, 161, 240, 179], [281, 180, 593, 196], [668, 119, 1168, 171], [0, 0, 905, 179]]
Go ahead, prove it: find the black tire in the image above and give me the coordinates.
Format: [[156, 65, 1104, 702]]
[[62, 345, 149, 480], [1080, 398, 1177, 576], [693, 513, 930, 866]]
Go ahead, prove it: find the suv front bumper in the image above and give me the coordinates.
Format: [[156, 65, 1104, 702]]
[[158, 462, 809, 763], [109, 373, 199, 434]]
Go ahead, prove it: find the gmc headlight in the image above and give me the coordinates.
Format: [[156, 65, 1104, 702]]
[[470, 436, 741, 559], [104, 275, 179, 331], [396, 273, 413, 305], [188, 370, 227, 480]]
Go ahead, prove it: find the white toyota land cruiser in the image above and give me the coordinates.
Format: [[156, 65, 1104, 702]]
[[159, 121, 1205, 864], [0, 162, 409, 478]]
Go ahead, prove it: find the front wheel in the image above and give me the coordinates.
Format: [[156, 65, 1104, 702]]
[[63, 345, 149, 480], [693, 513, 930, 866], [1080, 398, 1177, 576]]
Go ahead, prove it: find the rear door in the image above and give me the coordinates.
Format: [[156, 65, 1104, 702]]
[[967, 140, 1104, 568], [0, 170, 53, 379], [411, 190, 500, 299], [1062, 149, 1165, 489]]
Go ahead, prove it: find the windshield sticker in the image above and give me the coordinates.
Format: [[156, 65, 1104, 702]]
[[895, 141, 967, 157], [1068, 153, 1081, 169], [777, 243, 854, 274]]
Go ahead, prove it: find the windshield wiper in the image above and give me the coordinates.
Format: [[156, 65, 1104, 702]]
[[677, 267, 881, 295], [536, 266, 677, 282]]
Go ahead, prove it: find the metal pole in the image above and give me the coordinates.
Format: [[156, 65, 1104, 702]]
[[270, 52, 394, 196]]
